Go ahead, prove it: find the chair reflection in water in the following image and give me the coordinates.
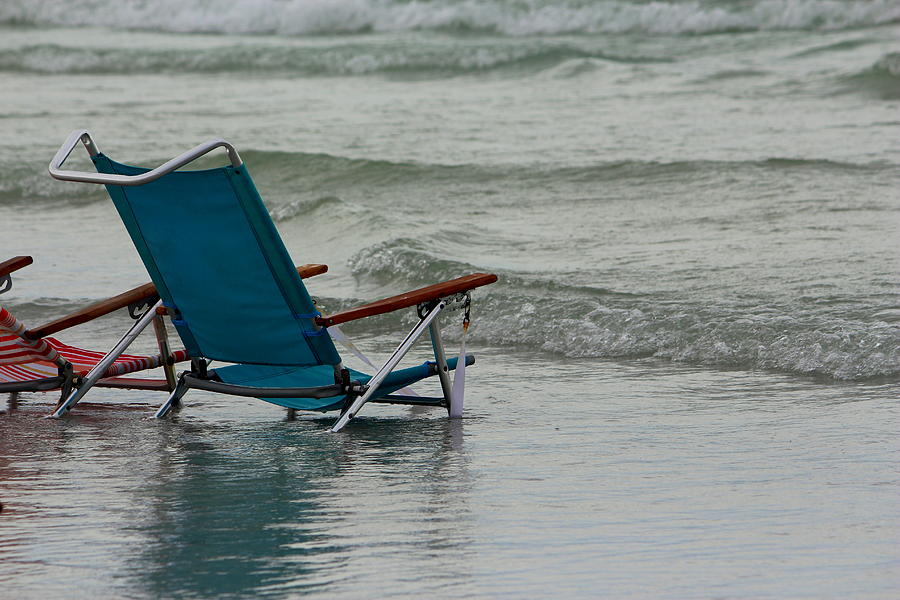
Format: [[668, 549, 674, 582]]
[[48, 130, 497, 431]]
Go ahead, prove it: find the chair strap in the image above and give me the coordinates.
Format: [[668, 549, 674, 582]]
[[449, 293, 471, 418]]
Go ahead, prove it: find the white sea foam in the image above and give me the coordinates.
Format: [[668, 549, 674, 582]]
[[346, 237, 900, 381], [2, 0, 898, 36]]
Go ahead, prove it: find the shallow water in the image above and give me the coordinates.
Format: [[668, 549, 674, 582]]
[[3, 359, 897, 599], [1, 1, 899, 597]]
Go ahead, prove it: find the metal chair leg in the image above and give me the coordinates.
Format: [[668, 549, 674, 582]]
[[51, 300, 162, 418], [331, 301, 446, 432], [428, 316, 453, 414], [155, 375, 189, 419]]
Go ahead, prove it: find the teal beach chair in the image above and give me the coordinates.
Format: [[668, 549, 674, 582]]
[[48, 130, 496, 431]]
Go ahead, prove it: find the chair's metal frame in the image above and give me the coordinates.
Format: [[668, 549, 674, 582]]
[[50, 299, 166, 417], [327, 299, 449, 431], [152, 297, 461, 432], [50, 129, 242, 185], [48, 130, 487, 431]]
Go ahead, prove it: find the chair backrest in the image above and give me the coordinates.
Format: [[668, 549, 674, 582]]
[[93, 155, 341, 368]]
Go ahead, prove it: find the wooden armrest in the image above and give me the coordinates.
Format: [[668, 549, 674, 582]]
[[26, 282, 158, 339], [0, 256, 33, 279], [316, 273, 498, 327], [296, 263, 328, 279], [26, 263, 329, 339]]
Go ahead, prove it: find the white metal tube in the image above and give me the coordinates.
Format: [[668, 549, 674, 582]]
[[48, 129, 243, 186], [428, 317, 454, 411], [51, 300, 163, 417], [330, 301, 445, 432]]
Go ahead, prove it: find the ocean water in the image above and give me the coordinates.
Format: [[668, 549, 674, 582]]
[[1, 0, 898, 598]]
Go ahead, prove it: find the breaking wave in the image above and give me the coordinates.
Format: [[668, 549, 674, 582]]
[[2, 0, 898, 37], [233, 153, 900, 193], [840, 52, 900, 99], [0, 42, 665, 76], [3, 151, 895, 205], [348, 240, 900, 381], [0, 162, 103, 204], [3, 146, 897, 382]]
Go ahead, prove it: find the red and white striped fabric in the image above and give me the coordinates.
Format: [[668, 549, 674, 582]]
[[0, 306, 191, 385], [46, 339, 190, 378], [0, 308, 62, 366], [0, 356, 58, 383]]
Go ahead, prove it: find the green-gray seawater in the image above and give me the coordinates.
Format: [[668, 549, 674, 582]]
[[1, 1, 898, 597]]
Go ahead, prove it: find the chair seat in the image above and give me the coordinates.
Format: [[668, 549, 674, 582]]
[[0, 336, 189, 389], [213, 355, 472, 411]]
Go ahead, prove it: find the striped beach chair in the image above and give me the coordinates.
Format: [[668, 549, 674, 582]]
[[0, 255, 190, 410], [48, 130, 497, 431]]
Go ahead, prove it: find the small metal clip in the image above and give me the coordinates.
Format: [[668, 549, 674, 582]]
[[461, 292, 472, 328], [128, 297, 154, 320], [417, 299, 440, 320]]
